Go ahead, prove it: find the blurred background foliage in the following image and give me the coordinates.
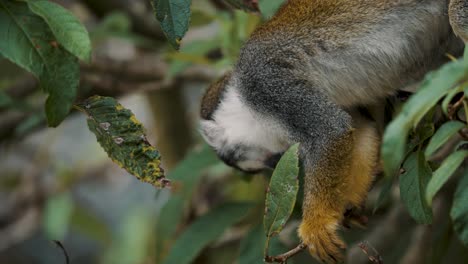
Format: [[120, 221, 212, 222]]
[[0, 0, 467, 264]]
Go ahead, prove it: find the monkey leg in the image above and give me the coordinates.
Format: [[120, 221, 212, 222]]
[[345, 120, 380, 209], [341, 121, 380, 229], [298, 130, 354, 264], [298, 121, 380, 264]]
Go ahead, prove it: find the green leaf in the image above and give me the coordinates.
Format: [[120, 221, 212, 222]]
[[382, 60, 468, 178], [464, 46, 468, 61], [264, 143, 299, 238], [399, 151, 433, 224], [27, 0, 91, 62], [43, 192, 73, 240], [426, 150, 468, 205], [381, 118, 408, 178], [151, 0, 192, 50], [223, 0, 260, 13], [162, 202, 252, 264], [451, 170, 468, 247], [76, 96, 168, 188], [155, 145, 219, 262], [425, 121, 466, 158], [259, 0, 285, 18], [0, 1, 79, 126], [406, 118, 435, 156]]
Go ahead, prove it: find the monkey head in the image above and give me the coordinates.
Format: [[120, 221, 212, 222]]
[[200, 118, 284, 173], [199, 75, 289, 173]]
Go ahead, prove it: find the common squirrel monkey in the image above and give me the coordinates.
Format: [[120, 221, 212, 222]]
[[200, 0, 466, 263]]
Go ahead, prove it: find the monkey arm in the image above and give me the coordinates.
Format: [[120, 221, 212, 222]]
[[449, 0, 468, 43]]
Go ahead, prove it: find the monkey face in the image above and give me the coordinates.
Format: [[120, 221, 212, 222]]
[[217, 144, 283, 173], [200, 119, 285, 173], [200, 85, 290, 173]]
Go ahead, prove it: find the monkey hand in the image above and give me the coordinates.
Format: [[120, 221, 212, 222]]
[[298, 214, 346, 264]]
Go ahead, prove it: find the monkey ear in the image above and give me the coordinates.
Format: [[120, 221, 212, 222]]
[[199, 120, 225, 148]]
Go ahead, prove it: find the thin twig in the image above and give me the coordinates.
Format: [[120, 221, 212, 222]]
[[53, 240, 70, 264], [448, 94, 465, 121], [358, 241, 383, 264], [264, 243, 307, 263]]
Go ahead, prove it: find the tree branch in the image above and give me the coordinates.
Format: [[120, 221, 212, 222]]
[[264, 243, 307, 264]]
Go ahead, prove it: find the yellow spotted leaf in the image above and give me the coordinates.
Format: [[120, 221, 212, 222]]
[[77, 96, 168, 188]]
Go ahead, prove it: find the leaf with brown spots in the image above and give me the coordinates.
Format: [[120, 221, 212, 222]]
[[77, 96, 169, 188], [27, 0, 91, 62]]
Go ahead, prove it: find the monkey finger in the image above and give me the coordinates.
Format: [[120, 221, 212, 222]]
[[310, 240, 335, 264], [319, 237, 344, 263], [323, 243, 344, 263]]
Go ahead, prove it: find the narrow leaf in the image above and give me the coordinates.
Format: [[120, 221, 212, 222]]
[[151, 0, 191, 50], [451, 170, 468, 247], [162, 202, 252, 264], [0, 1, 79, 126], [264, 143, 299, 237], [426, 150, 468, 205], [381, 118, 410, 178], [399, 151, 433, 224], [77, 96, 168, 188], [382, 60, 468, 178], [27, 0, 91, 62], [425, 121, 466, 158]]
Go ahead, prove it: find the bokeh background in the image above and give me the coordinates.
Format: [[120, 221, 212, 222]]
[[1, 0, 467, 264]]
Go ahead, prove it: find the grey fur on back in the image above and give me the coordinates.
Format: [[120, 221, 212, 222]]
[[235, 0, 463, 109]]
